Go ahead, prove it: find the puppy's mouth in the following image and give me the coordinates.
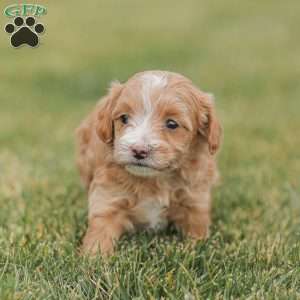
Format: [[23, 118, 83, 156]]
[[125, 163, 162, 177]]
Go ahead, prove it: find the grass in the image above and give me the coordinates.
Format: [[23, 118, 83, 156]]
[[0, 0, 300, 299]]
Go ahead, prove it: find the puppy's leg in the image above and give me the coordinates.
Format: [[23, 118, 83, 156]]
[[82, 212, 132, 256], [81, 187, 134, 256], [169, 192, 211, 240]]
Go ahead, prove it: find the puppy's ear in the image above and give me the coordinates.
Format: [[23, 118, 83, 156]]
[[96, 81, 123, 144], [195, 92, 222, 155]]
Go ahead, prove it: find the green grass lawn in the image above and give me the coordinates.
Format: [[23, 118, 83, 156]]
[[0, 0, 299, 299]]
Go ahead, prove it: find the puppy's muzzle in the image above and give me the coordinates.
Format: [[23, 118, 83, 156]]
[[130, 145, 150, 160]]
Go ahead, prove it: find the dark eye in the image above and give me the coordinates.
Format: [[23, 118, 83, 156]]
[[166, 119, 179, 129], [120, 114, 129, 124]]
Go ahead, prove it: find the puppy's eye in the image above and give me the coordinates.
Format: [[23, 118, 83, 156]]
[[120, 114, 129, 124], [166, 119, 179, 129]]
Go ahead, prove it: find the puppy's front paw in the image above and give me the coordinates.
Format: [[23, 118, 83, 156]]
[[185, 223, 210, 241], [171, 205, 211, 242], [81, 231, 115, 257]]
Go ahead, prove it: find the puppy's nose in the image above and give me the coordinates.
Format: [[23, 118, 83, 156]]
[[131, 146, 149, 160]]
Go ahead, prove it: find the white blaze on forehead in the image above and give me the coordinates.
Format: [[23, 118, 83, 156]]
[[120, 115, 152, 145], [118, 73, 168, 147], [120, 72, 168, 152], [140, 72, 168, 113]]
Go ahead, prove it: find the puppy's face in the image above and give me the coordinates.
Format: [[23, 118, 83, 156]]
[[97, 71, 221, 177]]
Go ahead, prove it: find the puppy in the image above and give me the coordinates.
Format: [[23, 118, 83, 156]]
[[76, 70, 222, 256]]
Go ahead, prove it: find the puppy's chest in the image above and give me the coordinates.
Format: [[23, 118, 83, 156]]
[[133, 197, 169, 230]]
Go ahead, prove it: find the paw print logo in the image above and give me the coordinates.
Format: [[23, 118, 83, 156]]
[[4, 16, 45, 48]]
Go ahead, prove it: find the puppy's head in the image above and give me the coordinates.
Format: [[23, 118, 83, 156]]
[[97, 71, 222, 177]]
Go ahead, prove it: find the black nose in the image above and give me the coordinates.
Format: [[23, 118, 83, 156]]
[[131, 147, 149, 160]]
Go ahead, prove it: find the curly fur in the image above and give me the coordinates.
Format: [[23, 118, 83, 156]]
[[76, 70, 222, 256]]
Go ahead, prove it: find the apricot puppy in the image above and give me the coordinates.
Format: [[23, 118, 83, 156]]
[[76, 70, 222, 256]]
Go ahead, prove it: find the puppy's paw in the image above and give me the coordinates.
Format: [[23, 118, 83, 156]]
[[183, 222, 210, 242], [81, 232, 114, 257]]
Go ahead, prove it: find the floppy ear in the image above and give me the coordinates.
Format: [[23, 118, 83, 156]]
[[96, 81, 123, 144], [195, 92, 222, 155]]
